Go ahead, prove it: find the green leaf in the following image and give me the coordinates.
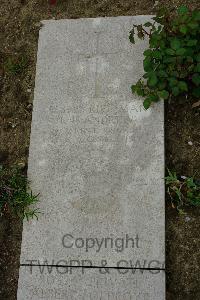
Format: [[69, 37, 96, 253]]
[[131, 82, 145, 96], [188, 22, 198, 30], [158, 64, 165, 70], [165, 48, 175, 56], [193, 10, 200, 21], [192, 87, 200, 97], [148, 94, 159, 102], [180, 24, 188, 34], [192, 74, 200, 86], [152, 50, 162, 59], [169, 77, 178, 87], [176, 48, 186, 56], [159, 40, 166, 49], [186, 56, 193, 63], [186, 40, 198, 47], [136, 25, 145, 39], [143, 98, 152, 110], [196, 54, 200, 62], [170, 71, 179, 77], [157, 81, 167, 90], [185, 48, 194, 57], [148, 72, 158, 87], [144, 22, 152, 27], [170, 39, 181, 50], [137, 88, 145, 96], [129, 30, 135, 44], [131, 84, 137, 93], [178, 5, 189, 15], [176, 56, 184, 64], [178, 81, 188, 91], [194, 64, 200, 73], [157, 70, 168, 78], [158, 90, 169, 99], [188, 64, 195, 72], [149, 33, 161, 48], [180, 14, 190, 22], [172, 86, 180, 96], [163, 57, 176, 64], [179, 70, 188, 78], [143, 57, 152, 72], [143, 49, 152, 57], [143, 72, 149, 79]]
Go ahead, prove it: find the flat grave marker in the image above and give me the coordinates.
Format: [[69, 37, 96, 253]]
[[17, 16, 165, 300]]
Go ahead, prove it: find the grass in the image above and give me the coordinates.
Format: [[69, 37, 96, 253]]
[[166, 169, 200, 213], [0, 167, 39, 220]]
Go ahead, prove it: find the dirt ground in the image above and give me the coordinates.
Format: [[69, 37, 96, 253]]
[[0, 0, 200, 299]]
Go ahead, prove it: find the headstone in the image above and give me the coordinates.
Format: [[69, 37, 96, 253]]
[[17, 16, 165, 299], [18, 266, 165, 300]]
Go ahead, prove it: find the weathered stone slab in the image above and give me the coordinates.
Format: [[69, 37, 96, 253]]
[[19, 16, 165, 267], [17, 266, 165, 300]]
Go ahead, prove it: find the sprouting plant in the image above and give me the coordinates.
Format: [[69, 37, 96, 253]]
[[129, 6, 200, 109], [5, 56, 28, 75], [0, 167, 40, 220], [165, 169, 200, 213]]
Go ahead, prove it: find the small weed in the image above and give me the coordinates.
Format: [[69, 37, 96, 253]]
[[165, 169, 200, 213], [5, 56, 28, 75], [0, 167, 40, 220], [129, 6, 200, 109]]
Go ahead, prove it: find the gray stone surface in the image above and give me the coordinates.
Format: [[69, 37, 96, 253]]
[[19, 16, 165, 266], [17, 266, 165, 300], [18, 16, 165, 300]]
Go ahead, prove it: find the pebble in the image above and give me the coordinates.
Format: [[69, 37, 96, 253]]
[[188, 141, 193, 146], [8, 122, 17, 129], [27, 104, 32, 111], [17, 162, 26, 169], [185, 216, 191, 222]]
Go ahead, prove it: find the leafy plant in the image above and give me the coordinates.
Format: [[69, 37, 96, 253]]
[[129, 6, 200, 109], [0, 167, 40, 220], [165, 169, 200, 213]]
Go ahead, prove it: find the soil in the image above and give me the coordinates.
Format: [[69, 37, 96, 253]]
[[0, 0, 200, 299]]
